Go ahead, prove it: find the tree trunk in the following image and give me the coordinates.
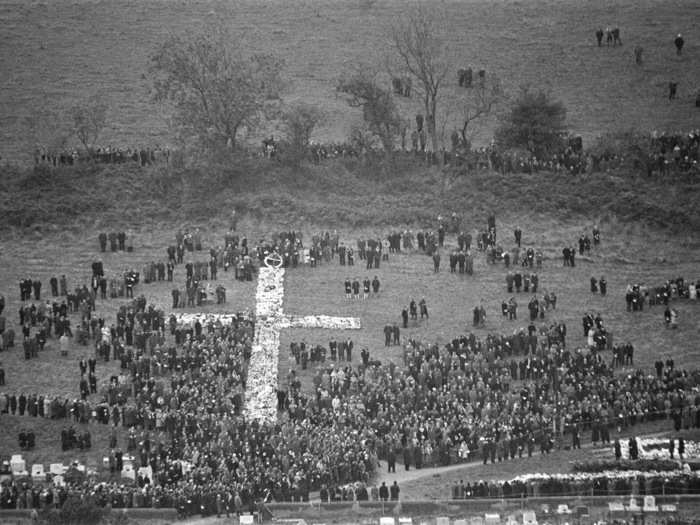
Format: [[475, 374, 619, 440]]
[[428, 93, 440, 164]]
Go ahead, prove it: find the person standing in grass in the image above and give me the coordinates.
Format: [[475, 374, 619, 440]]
[[591, 276, 598, 293], [372, 276, 380, 294], [596, 28, 604, 46], [675, 34, 684, 55], [669, 82, 678, 100], [419, 298, 428, 319], [670, 308, 678, 328]]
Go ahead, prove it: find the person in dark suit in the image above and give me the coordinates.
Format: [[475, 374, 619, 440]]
[[675, 34, 684, 55], [387, 448, 396, 473], [379, 482, 389, 501], [669, 82, 678, 100], [390, 481, 400, 501], [18, 393, 27, 415]]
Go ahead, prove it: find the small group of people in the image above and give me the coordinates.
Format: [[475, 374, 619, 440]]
[[501, 295, 548, 322], [505, 271, 539, 294], [663, 305, 679, 328], [98, 232, 130, 252], [18, 428, 36, 450], [318, 480, 400, 502], [289, 338, 357, 367], [448, 250, 475, 274], [561, 246, 577, 267], [60, 425, 91, 451], [34, 146, 170, 167], [613, 436, 686, 461], [19, 278, 43, 301], [595, 26, 622, 47], [583, 311, 611, 350], [400, 298, 429, 327], [610, 342, 635, 368], [383, 324, 402, 346], [625, 283, 647, 312], [471, 303, 487, 327], [343, 276, 380, 299], [578, 227, 601, 253], [140, 261, 174, 284], [590, 275, 608, 295]]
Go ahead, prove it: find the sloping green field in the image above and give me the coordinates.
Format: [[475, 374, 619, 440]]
[[1, 0, 699, 163]]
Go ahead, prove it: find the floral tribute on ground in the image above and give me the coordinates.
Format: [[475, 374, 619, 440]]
[[245, 266, 361, 422]]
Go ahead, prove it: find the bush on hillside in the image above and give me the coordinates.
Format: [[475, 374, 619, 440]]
[[279, 103, 325, 166], [494, 88, 567, 158]]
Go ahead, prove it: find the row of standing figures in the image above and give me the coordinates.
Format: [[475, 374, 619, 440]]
[[595, 28, 685, 54]]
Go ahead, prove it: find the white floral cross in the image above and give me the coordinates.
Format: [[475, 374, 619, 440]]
[[182, 264, 361, 423]]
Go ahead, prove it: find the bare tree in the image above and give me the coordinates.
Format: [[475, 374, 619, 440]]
[[151, 26, 285, 150], [70, 95, 108, 158], [458, 75, 504, 144], [389, 5, 450, 155]]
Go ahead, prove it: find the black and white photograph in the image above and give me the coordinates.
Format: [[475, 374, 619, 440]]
[[0, 0, 699, 523]]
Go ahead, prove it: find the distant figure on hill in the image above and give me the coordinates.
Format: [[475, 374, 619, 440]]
[[605, 27, 613, 46], [669, 82, 678, 100], [595, 28, 604, 46], [612, 27, 622, 46], [634, 46, 644, 64], [675, 34, 684, 55]]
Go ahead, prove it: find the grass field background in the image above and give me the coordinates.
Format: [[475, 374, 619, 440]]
[[1, 0, 700, 163]]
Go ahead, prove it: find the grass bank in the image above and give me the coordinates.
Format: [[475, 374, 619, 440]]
[[1, 159, 699, 236]]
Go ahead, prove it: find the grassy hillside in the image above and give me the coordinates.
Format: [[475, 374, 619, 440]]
[[2, 159, 699, 241], [1, 0, 699, 163], [2, 163, 700, 487]]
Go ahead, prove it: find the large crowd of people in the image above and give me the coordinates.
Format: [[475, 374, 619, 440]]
[[0, 219, 699, 518], [33, 146, 171, 167]]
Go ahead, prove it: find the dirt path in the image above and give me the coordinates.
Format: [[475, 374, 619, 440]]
[[373, 428, 673, 489]]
